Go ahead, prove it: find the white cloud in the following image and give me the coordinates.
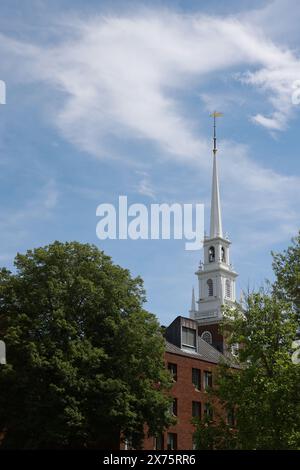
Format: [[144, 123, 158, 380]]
[[252, 113, 285, 130], [136, 176, 156, 200], [1, 11, 299, 146], [245, 0, 300, 46], [0, 8, 300, 248], [218, 140, 299, 248]]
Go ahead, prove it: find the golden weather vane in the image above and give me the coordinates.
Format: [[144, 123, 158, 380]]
[[210, 111, 223, 154]]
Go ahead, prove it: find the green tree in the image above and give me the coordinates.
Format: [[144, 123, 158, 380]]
[[194, 291, 300, 449], [223, 293, 299, 449], [0, 241, 173, 449], [193, 415, 237, 450], [272, 231, 300, 312]]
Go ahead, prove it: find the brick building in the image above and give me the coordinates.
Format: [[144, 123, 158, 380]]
[[142, 316, 236, 450]]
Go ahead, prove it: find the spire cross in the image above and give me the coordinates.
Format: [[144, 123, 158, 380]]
[[210, 111, 223, 155]]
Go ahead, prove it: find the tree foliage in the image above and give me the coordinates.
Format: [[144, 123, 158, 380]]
[[194, 234, 300, 450], [272, 231, 300, 313], [193, 415, 237, 450], [0, 241, 173, 449]]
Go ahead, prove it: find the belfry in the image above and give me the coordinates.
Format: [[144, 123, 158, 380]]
[[189, 112, 238, 353]]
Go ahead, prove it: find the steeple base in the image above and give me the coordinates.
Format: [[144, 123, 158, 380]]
[[198, 321, 225, 353]]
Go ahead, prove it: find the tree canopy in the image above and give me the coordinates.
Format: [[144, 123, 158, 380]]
[[194, 234, 300, 450], [0, 241, 173, 449], [272, 231, 300, 313]]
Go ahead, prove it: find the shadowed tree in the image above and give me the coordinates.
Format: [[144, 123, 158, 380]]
[[272, 231, 300, 314], [0, 241, 173, 449]]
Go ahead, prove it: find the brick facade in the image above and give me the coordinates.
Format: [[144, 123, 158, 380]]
[[120, 316, 234, 451], [143, 349, 219, 450]]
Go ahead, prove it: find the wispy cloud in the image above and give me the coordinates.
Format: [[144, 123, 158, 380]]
[[0, 179, 58, 231], [219, 140, 299, 248], [2, 11, 300, 154], [135, 171, 156, 199], [0, 7, 299, 248], [0, 178, 59, 263]]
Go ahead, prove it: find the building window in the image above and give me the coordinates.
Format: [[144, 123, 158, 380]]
[[192, 401, 201, 418], [182, 326, 196, 350], [192, 368, 201, 390], [204, 371, 213, 390], [124, 438, 133, 450], [227, 408, 235, 427], [208, 246, 215, 262], [168, 363, 177, 381], [170, 398, 178, 416], [226, 279, 231, 298], [201, 330, 212, 345], [167, 433, 177, 450], [155, 434, 164, 450], [204, 403, 213, 421], [207, 279, 213, 297], [221, 246, 226, 262]]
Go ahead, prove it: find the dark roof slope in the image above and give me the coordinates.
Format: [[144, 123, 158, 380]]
[[165, 337, 240, 368]]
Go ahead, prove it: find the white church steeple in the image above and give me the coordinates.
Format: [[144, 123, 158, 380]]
[[189, 113, 238, 352], [210, 113, 223, 238]]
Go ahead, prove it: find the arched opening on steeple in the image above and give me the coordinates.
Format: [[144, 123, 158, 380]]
[[201, 331, 212, 345], [208, 246, 215, 263], [226, 279, 231, 298], [221, 246, 226, 263], [207, 279, 213, 297]]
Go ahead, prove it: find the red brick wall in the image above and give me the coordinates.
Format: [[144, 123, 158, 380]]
[[143, 351, 219, 451]]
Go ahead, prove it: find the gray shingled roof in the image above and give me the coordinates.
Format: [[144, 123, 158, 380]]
[[165, 337, 239, 368]]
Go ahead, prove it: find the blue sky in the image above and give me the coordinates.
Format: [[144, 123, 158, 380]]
[[0, 0, 300, 325]]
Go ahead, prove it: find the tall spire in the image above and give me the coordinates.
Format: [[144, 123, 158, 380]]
[[189, 287, 196, 318], [209, 112, 223, 239], [191, 287, 196, 311]]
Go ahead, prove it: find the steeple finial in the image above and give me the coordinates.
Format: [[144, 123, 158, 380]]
[[191, 287, 196, 310], [189, 287, 196, 318], [209, 112, 223, 239]]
